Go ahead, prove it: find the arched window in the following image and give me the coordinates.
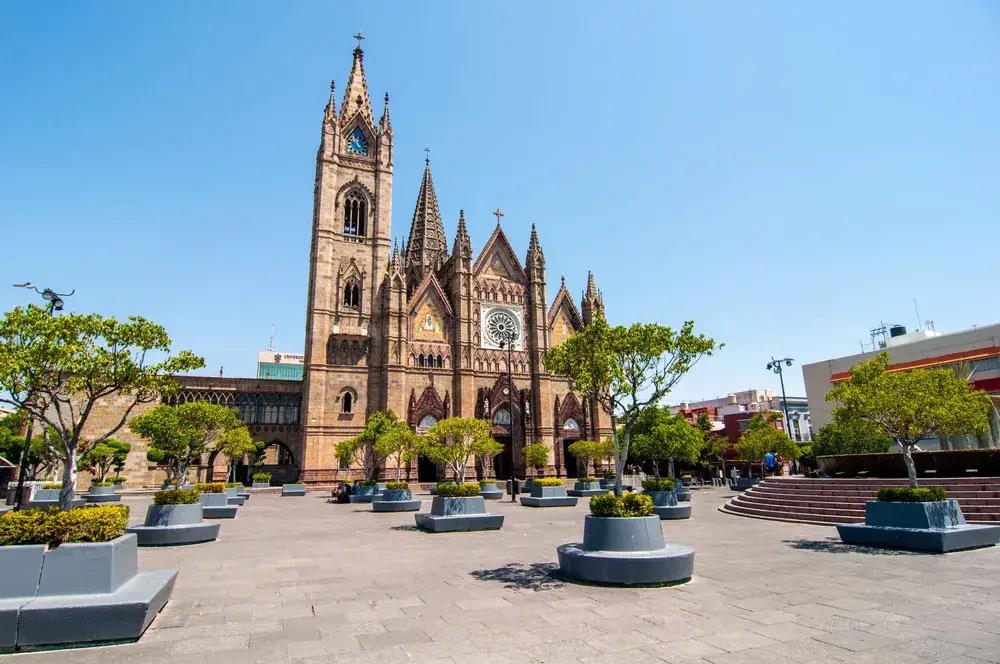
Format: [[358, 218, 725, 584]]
[[563, 418, 580, 432], [343, 280, 360, 309], [436, 354, 443, 368], [343, 190, 367, 240], [419, 415, 437, 430], [418, 354, 425, 367], [342, 392, 353, 413]]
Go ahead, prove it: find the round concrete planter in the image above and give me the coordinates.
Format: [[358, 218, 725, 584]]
[[381, 488, 412, 501], [574, 481, 602, 492], [646, 490, 677, 507], [85, 484, 122, 504], [558, 515, 695, 586], [88, 485, 117, 496], [350, 484, 381, 504], [127, 503, 220, 546], [0, 534, 177, 649], [480, 482, 504, 500], [372, 488, 421, 512]]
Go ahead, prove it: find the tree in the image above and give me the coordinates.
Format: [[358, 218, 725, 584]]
[[699, 433, 729, 479], [812, 408, 894, 457], [629, 408, 703, 478], [129, 401, 240, 487], [798, 444, 816, 470], [334, 410, 403, 481], [521, 442, 549, 476], [695, 411, 713, 433], [376, 421, 423, 481], [248, 440, 268, 468], [215, 426, 259, 482], [77, 438, 130, 482], [546, 312, 719, 495], [567, 440, 598, 476], [595, 439, 615, 474], [0, 305, 203, 508], [0, 412, 60, 480], [422, 417, 495, 483], [475, 434, 504, 481], [736, 414, 801, 468], [827, 352, 990, 487]]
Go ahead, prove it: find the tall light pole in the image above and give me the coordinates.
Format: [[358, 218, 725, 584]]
[[766, 356, 794, 443], [10, 283, 74, 509], [499, 331, 517, 501]]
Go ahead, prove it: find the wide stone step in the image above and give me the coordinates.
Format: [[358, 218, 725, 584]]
[[721, 502, 862, 525], [739, 492, 1000, 511], [762, 477, 1000, 486], [731, 496, 864, 517], [748, 486, 1000, 499]]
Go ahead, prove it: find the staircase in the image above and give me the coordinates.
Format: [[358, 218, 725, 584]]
[[721, 477, 1000, 526]]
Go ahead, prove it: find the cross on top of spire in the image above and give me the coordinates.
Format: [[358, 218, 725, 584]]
[[353, 32, 365, 49], [424, 147, 431, 165], [493, 208, 504, 225]]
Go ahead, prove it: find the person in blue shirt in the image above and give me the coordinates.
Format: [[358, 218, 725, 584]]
[[764, 451, 776, 476]]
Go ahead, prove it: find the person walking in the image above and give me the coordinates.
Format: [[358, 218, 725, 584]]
[[764, 450, 776, 477]]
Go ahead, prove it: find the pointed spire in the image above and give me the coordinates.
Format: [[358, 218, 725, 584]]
[[379, 92, 392, 134], [582, 271, 604, 325], [340, 41, 374, 128], [325, 80, 337, 119], [586, 271, 598, 299], [453, 209, 472, 258], [527, 223, 542, 256], [405, 158, 448, 282]]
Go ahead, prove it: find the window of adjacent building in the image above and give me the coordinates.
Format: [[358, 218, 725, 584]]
[[343, 190, 367, 240], [342, 392, 353, 413], [738, 419, 751, 433]]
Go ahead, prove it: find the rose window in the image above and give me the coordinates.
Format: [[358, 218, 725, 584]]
[[485, 310, 519, 347]]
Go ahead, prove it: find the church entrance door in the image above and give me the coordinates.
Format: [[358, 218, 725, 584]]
[[563, 440, 579, 478], [493, 436, 513, 480], [417, 455, 437, 482]]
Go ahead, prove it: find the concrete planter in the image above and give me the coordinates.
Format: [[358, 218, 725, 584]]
[[25, 488, 85, 510], [223, 487, 246, 506], [414, 496, 503, 532], [567, 480, 608, 498], [674, 482, 692, 502], [350, 484, 381, 504], [88, 485, 117, 496], [557, 515, 695, 586], [837, 500, 1000, 552], [730, 477, 760, 492], [282, 483, 306, 497], [251, 482, 270, 489], [200, 492, 238, 519], [372, 488, 421, 512], [0, 534, 177, 649], [84, 485, 121, 504], [645, 490, 691, 520], [480, 482, 504, 500], [520, 485, 578, 507], [127, 503, 220, 546]]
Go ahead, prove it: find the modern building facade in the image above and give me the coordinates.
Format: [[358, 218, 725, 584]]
[[257, 351, 305, 381], [803, 322, 1000, 450]]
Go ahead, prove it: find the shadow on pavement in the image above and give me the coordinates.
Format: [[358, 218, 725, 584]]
[[783, 537, 924, 556], [469, 562, 566, 591]]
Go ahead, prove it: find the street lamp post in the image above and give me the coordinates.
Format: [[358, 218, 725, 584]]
[[766, 356, 794, 444], [10, 283, 74, 510], [498, 332, 517, 502]]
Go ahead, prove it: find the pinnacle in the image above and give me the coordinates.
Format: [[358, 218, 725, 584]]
[[380, 92, 392, 133], [405, 157, 448, 276], [340, 44, 374, 128]]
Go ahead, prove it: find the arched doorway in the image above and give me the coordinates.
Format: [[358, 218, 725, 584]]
[[561, 418, 582, 478], [493, 406, 513, 480], [416, 415, 438, 481]]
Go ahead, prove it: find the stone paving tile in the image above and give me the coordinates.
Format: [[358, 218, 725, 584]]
[[14, 489, 1000, 664]]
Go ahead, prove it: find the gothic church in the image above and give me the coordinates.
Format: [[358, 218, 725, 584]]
[[298, 43, 611, 481]]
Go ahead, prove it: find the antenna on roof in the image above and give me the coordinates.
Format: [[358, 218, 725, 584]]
[[914, 299, 922, 331], [268, 323, 275, 352]]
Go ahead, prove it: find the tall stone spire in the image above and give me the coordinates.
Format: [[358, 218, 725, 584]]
[[340, 41, 374, 128], [526, 223, 545, 281], [581, 271, 604, 326], [404, 159, 448, 283], [379, 92, 392, 135], [526, 223, 544, 261], [453, 209, 472, 259]]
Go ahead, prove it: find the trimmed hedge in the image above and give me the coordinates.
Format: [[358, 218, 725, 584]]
[[42, 483, 63, 490], [110, 476, 127, 484], [436, 479, 455, 486], [589, 493, 654, 518], [603, 472, 615, 480], [578, 477, 597, 483], [436, 483, 481, 498], [357, 479, 378, 487], [385, 481, 409, 490], [195, 482, 227, 494], [533, 478, 564, 487], [252, 472, 271, 483], [153, 489, 201, 505], [642, 478, 676, 492], [876, 487, 948, 503], [0, 505, 130, 546], [90, 481, 114, 487], [226, 482, 243, 488]]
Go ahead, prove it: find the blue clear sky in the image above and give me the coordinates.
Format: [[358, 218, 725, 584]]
[[2, 1, 999, 402]]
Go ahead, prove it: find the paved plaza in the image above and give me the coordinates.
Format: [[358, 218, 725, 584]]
[[12, 487, 1000, 664]]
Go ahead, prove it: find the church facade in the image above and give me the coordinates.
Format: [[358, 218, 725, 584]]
[[297, 44, 610, 482]]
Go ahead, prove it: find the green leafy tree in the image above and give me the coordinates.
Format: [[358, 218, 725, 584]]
[[827, 352, 991, 487], [546, 312, 719, 495], [595, 439, 615, 474], [812, 408, 894, 457], [474, 433, 504, 481], [0, 304, 204, 508], [567, 440, 598, 476], [798, 444, 816, 470], [215, 426, 259, 482], [77, 438, 131, 482], [736, 413, 801, 467], [629, 408, 703, 478], [0, 412, 60, 480], [377, 421, 424, 481], [129, 402, 240, 487], [334, 410, 403, 481], [699, 433, 729, 478], [249, 440, 268, 468], [695, 411, 713, 433], [521, 442, 549, 476], [423, 417, 494, 483]]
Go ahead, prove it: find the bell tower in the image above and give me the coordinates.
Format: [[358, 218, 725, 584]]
[[301, 36, 394, 478]]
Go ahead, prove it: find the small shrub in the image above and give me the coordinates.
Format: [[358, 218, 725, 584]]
[[0, 505, 130, 546], [578, 477, 597, 483], [385, 481, 409, 491], [195, 482, 226, 494], [437, 482, 481, 497], [252, 472, 271, 483], [226, 482, 243, 488], [90, 481, 115, 487], [153, 489, 201, 505], [436, 479, 455, 486], [680, 474, 692, 480], [642, 478, 676, 492], [534, 478, 564, 487], [42, 483, 62, 490], [110, 476, 127, 485], [876, 487, 947, 502], [603, 471, 615, 480], [589, 493, 654, 518], [357, 479, 378, 487]]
